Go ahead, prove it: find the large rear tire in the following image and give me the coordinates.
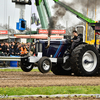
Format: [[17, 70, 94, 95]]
[[51, 60, 71, 75], [70, 44, 100, 76]]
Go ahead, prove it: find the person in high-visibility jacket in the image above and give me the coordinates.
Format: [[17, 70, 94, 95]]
[[20, 45, 28, 56]]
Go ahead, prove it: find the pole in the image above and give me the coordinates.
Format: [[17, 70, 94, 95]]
[[94, 0, 97, 47], [29, 27, 31, 56], [85, 0, 89, 42], [66, 21, 67, 34], [29, 3, 32, 56], [8, 16, 10, 42]]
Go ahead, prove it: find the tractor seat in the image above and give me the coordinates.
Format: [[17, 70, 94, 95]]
[[78, 33, 83, 42]]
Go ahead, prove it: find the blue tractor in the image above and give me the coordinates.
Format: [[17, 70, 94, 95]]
[[20, 0, 100, 76]]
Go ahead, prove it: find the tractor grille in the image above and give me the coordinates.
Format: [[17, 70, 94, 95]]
[[35, 42, 42, 54]]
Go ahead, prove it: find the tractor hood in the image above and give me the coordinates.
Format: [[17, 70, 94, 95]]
[[35, 39, 70, 58], [39, 39, 69, 45]]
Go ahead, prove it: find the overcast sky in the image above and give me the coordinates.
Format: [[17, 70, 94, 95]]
[[0, 0, 76, 31], [0, 0, 100, 32], [0, 0, 31, 30]]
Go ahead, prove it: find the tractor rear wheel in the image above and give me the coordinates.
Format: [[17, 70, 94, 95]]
[[51, 60, 71, 75], [70, 44, 100, 76]]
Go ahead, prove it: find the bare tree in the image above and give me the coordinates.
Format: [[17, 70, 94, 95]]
[[0, 24, 16, 34]]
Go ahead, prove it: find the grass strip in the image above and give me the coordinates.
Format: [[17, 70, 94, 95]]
[[0, 68, 39, 72], [0, 86, 100, 96]]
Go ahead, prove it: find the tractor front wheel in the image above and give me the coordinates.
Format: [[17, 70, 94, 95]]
[[21, 57, 33, 72], [21, 63, 33, 72], [38, 57, 52, 73]]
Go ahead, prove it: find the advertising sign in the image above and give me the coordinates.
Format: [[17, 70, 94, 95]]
[[39, 29, 66, 34], [0, 30, 8, 34]]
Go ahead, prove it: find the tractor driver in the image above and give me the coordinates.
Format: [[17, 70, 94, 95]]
[[70, 30, 81, 52]]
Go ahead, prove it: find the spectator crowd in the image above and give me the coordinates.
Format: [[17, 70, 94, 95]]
[[0, 41, 35, 57]]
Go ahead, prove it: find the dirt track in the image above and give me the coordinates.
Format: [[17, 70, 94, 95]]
[[0, 71, 100, 87]]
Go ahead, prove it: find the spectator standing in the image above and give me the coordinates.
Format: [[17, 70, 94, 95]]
[[2, 43, 7, 56], [30, 43, 35, 55], [6, 43, 10, 56], [15, 46, 20, 56], [0, 43, 3, 56], [9, 46, 15, 55], [20, 45, 28, 56], [14, 41, 17, 55]]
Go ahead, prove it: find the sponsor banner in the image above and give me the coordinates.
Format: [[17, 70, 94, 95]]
[[38, 29, 66, 34], [0, 30, 8, 34], [39, 29, 48, 34], [51, 30, 66, 34]]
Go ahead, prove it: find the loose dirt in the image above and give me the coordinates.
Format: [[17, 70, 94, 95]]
[[0, 71, 100, 87]]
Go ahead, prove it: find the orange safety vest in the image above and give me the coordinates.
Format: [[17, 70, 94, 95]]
[[21, 47, 28, 55]]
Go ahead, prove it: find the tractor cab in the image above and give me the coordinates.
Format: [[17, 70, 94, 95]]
[[75, 25, 85, 42]]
